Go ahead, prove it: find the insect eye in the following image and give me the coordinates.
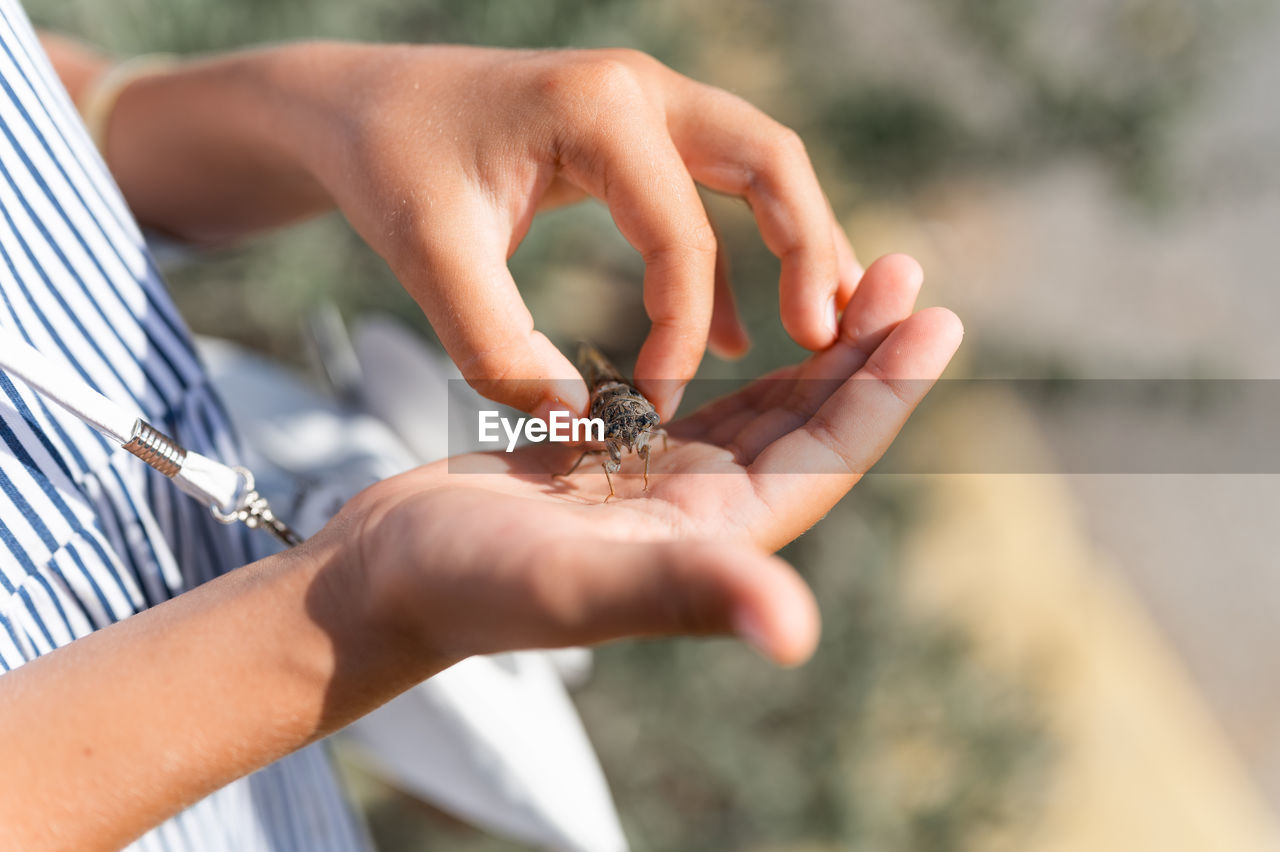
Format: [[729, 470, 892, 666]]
[[643, 411, 660, 427]]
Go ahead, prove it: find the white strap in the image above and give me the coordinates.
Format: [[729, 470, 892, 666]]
[[0, 333, 138, 444], [0, 332, 248, 516]]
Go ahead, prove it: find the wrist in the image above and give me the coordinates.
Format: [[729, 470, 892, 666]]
[[240, 41, 441, 195], [233, 42, 364, 176], [315, 486, 461, 679], [101, 44, 334, 242], [76, 54, 178, 157]]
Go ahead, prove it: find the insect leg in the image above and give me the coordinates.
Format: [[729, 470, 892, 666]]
[[602, 443, 622, 503], [555, 449, 602, 478], [640, 443, 651, 491]]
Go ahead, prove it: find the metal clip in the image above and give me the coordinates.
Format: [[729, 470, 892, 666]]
[[123, 421, 186, 477], [210, 466, 304, 547]]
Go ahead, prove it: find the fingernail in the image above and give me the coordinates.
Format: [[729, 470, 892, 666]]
[[825, 295, 839, 341], [733, 609, 772, 659], [664, 384, 687, 421], [532, 398, 566, 424], [545, 378, 590, 418]]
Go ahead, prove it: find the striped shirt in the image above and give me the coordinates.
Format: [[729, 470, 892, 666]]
[[0, 3, 369, 849]]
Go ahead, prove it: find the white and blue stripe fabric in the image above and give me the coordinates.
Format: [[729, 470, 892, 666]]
[[0, 3, 369, 849]]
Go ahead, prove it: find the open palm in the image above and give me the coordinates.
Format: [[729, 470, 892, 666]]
[[346, 256, 961, 668]]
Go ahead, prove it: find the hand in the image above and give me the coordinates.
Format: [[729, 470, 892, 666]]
[[101, 41, 860, 415], [0, 256, 953, 852], [332, 255, 959, 667], [92, 38, 861, 414], [249, 43, 862, 418]]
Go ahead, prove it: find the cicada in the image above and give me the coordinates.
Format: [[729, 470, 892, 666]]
[[557, 342, 666, 501]]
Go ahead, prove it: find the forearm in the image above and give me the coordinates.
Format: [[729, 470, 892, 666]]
[[106, 45, 339, 243], [42, 33, 334, 243], [38, 32, 108, 105], [0, 520, 434, 851]]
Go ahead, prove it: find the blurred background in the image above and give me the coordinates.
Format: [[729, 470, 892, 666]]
[[25, 0, 1280, 849]]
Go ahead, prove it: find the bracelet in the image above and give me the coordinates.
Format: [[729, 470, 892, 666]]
[[75, 53, 177, 157]]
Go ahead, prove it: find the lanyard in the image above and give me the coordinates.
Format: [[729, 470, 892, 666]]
[[0, 333, 301, 547]]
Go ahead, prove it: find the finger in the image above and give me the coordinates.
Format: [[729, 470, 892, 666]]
[[535, 175, 589, 212], [667, 362, 800, 442], [832, 219, 862, 310], [708, 228, 751, 359], [392, 196, 589, 416], [692, 254, 925, 457], [557, 91, 716, 420], [748, 307, 963, 545], [811, 252, 925, 380], [666, 82, 841, 350], [532, 538, 820, 666]]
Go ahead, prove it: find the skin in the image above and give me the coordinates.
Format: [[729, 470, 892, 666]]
[[2, 36, 963, 851], [0, 251, 959, 850], [50, 38, 866, 417]]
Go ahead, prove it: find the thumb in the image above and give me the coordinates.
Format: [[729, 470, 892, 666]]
[[537, 538, 821, 666]]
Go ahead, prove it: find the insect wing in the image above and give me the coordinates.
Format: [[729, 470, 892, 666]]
[[576, 342, 626, 389]]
